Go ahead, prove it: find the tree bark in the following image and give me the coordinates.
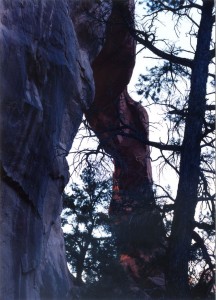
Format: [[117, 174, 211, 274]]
[[167, 1, 214, 298]]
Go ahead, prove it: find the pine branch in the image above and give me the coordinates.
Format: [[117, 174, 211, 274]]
[[130, 29, 193, 68], [192, 231, 214, 270]]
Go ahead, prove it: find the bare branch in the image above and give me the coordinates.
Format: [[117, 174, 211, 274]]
[[130, 29, 193, 68], [192, 231, 214, 270], [154, 184, 175, 202], [194, 221, 215, 232], [157, 0, 202, 11], [205, 105, 215, 111], [158, 204, 175, 213], [208, 48, 215, 60]]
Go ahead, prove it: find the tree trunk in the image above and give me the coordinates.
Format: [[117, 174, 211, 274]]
[[76, 260, 84, 286], [167, 1, 214, 298]]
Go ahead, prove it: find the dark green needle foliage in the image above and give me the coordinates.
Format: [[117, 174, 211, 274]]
[[62, 162, 114, 285], [61, 163, 143, 299]]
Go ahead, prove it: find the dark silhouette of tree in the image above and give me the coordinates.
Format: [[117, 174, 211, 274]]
[[64, 1, 215, 298], [61, 162, 116, 285], [62, 162, 163, 299], [129, 0, 215, 297]]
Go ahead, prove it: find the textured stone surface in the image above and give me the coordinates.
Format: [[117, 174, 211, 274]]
[[0, 0, 111, 299], [86, 0, 166, 295], [0, 0, 165, 298]]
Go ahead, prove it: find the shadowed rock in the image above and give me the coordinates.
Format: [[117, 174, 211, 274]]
[[86, 0, 166, 296], [0, 1, 111, 299], [0, 0, 165, 299]]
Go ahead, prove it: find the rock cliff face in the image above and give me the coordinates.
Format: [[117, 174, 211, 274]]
[[0, 0, 165, 299], [0, 1, 111, 299], [86, 0, 166, 295]]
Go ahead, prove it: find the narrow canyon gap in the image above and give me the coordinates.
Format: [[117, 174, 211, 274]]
[[0, 0, 165, 299], [86, 0, 166, 294]]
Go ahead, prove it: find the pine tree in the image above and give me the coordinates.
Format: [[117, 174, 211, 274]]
[[61, 163, 116, 285]]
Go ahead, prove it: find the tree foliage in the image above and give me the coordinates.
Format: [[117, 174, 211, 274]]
[[61, 163, 116, 285], [62, 163, 143, 299], [131, 0, 215, 297], [64, 0, 215, 298]]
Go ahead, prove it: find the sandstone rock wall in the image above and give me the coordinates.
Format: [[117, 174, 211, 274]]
[[0, 1, 111, 299], [0, 0, 165, 298], [86, 0, 166, 295]]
